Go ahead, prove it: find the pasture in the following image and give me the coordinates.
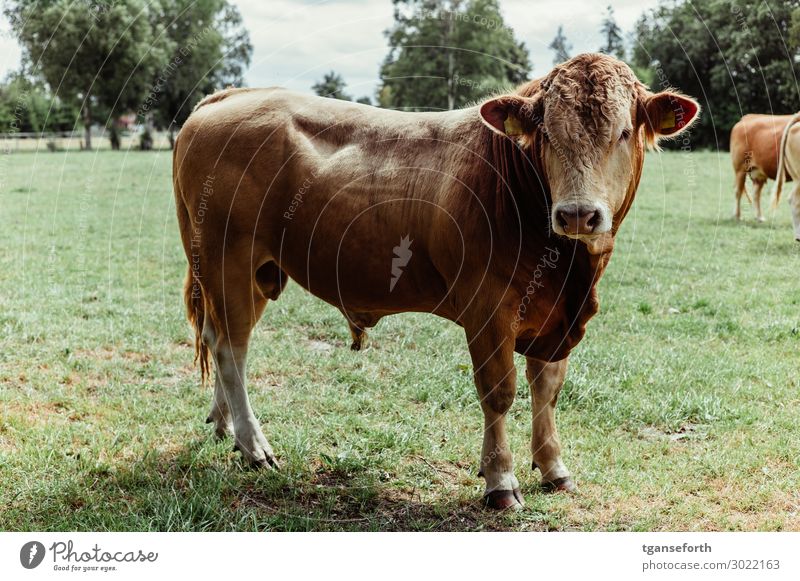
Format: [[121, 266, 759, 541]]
[[1, 148, 799, 531]]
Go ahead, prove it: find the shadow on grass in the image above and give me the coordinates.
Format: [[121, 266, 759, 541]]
[[20, 436, 550, 532]]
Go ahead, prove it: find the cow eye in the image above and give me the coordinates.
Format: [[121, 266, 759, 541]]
[[619, 128, 631, 142]]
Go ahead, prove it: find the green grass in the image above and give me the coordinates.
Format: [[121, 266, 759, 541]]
[[1, 148, 799, 531]]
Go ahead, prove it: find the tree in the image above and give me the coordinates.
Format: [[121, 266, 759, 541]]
[[312, 71, 351, 100], [0, 73, 78, 134], [4, 0, 253, 150], [791, 7, 800, 49], [147, 0, 253, 147], [630, 14, 655, 86], [312, 72, 374, 105], [549, 25, 572, 65], [379, 0, 531, 111], [4, 0, 168, 150], [213, 1, 253, 87], [599, 5, 625, 60], [633, 0, 800, 148]]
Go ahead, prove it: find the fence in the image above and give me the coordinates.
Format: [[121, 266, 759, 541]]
[[0, 130, 173, 152]]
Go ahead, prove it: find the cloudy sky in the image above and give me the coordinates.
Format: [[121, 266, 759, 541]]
[[0, 0, 661, 99]]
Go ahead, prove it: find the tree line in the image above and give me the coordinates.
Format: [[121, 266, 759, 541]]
[[314, 0, 800, 150], [2, 0, 800, 150], [632, 0, 800, 148], [310, 1, 611, 111], [1, 0, 252, 149]]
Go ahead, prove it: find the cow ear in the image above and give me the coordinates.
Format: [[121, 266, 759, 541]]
[[479, 94, 542, 137], [641, 91, 700, 142]]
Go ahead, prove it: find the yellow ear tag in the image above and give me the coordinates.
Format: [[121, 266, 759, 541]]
[[660, 109, 676, 130], [504, 114, 523, 136]]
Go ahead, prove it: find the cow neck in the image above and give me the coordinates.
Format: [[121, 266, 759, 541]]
[[489, 131, 574, 260], [490, 130, 613, 360], [489, 130, 549, 243]]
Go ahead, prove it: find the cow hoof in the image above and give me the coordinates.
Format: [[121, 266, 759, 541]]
[[350, 339, 362, 351], [484, 488, 524, 510], [233, 440, 280, 470], [541, 476, 577, 494]]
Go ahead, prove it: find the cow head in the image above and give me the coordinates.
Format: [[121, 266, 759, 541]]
[[479, 53, 699, 251]]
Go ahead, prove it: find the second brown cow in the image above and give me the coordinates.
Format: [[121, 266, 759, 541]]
[[731, 114, 793, 222]]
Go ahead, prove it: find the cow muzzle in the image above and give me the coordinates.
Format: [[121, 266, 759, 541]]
[[552, 202, 610, 238]]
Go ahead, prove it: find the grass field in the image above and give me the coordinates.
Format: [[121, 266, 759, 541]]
[[1, 148, 799, 531]]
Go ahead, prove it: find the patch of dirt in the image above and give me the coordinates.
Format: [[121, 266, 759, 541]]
[[307, 340, 335, 355], [637, 423, 708, 442], [73, 346, 162, 365], [409, 454, 473, 485], [248, 369, 284, 389], [0, 434, 17, 453], [2, 400, 74, 426], [565, 487, 673, 530], [73, 347, 118, 361]]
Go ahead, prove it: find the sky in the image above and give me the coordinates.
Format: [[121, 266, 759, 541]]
[[0, 0, 662, 100]]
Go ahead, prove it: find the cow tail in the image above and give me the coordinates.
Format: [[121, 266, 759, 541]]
[[174, 142, 211, 385], [184, 269, 210, 384], [772, 112, 800, 209]]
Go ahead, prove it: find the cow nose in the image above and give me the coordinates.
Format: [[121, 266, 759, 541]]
[[556, 204, 600, 235]]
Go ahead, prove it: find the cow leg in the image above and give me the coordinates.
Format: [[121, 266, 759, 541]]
[[733, 170, 747, 220], [201, 315, 233, 438], [467, 326, 522, 509], [203, 266, 278, 468], [753, 179, 766, 222], [526, 357, 575, 493], [789, 184, 800, 241], [213, 338, 278, 467], [206, 366, 232, 439]]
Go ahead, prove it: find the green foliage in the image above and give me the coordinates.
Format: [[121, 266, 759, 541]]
[[147, 0, 253, 133], [213, 1, 253, 87], [0, 73, 78, 133], [311, 71, 374, 104], [379, 0, 531, 111], [599, 5, 625, 59], [632, 0, 800, 148], [790, 7, 800, 48], [108, 124, 120, 150], [3, 0, 252, 146], [139, 127, 153, 150], [549, 25, 572, 65], [4, 0, 168, 147], [312, 71, 351, 100]]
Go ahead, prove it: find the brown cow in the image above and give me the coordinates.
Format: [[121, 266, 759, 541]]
[[730, 114, 793, 222], [173, 53, 699, 509], [770, 112, 800, 240]]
